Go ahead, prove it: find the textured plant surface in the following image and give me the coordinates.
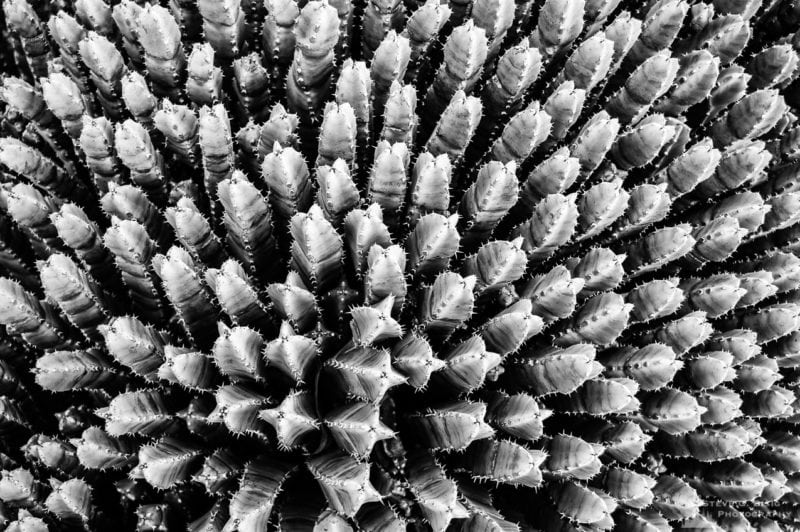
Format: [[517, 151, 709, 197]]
[[2, 0, 800, 530]]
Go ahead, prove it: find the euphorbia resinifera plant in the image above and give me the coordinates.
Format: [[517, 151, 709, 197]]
[[1, 0, 800, 530]]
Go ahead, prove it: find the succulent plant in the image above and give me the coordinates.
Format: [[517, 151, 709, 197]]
[[1, 0, 800, 530]]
